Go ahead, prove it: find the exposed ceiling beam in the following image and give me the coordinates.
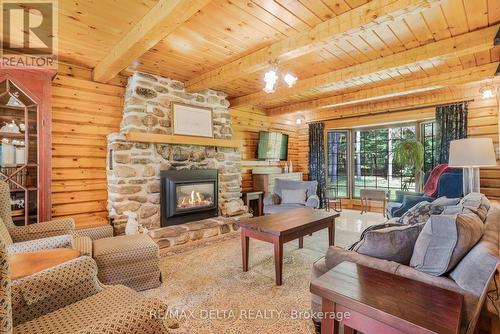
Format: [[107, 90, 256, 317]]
[[184, 0, 444, 92], [93, 0, 211, 83], [266, 62, 499, 116], [230, 25, 499, 108]]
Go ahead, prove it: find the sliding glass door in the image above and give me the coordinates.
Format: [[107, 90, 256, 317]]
[[326, 123, 435, 201], [353, 125, 417, 199]]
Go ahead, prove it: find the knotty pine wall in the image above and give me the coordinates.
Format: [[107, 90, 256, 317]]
[[291, 81, 500, 207], [51, 63, 126, 228]]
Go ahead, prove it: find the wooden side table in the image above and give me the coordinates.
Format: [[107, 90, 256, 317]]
[[359, 188, 390, 217], [9, 248, 81, 280], [310, 261, 462, 334], [242, 191, 264, 217]]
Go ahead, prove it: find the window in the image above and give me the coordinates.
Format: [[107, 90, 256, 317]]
[[353, 126, 417, 199], [421, 121, 437, 174], [326, 131, 349, 198]]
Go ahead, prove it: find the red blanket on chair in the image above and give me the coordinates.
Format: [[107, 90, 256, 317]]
[[423, 164, 451, 197]]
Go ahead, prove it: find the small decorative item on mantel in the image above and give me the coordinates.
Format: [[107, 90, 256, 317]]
[[289, 160, 293, 173], [124, 210, 139, 235]]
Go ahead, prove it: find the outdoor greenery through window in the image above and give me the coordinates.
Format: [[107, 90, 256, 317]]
[[421, 121, 437, 174], [353, 126, 416, 199], [327, 123, 436, 200]]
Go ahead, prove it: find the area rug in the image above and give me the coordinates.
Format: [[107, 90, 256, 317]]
[[144, 210, 383, 334]]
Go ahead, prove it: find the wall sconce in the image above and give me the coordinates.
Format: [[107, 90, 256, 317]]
[[295, 114, 305, 125], [480, 85, 494, 99]]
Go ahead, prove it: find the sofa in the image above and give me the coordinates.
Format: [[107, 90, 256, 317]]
[[386, 168, 463, 218], [311, 196, 499, 334], [0, 238, 167, 334], [263, 179, 320, 215]]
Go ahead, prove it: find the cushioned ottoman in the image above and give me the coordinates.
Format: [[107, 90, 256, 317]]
[[92, 234, 162, 291]]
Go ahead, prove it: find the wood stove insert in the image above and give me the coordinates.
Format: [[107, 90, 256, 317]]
[[160, 169, 218, 227]]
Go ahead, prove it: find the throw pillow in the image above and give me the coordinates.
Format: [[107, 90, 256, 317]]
[[281, 188, 307, 205], [410, 213, 484, 276], [442, 204, 464, 215], [351, 222, 426, 265], [399, 201, 444, 225], [461, 193, 490, 222], [433, 196, 461, 207]]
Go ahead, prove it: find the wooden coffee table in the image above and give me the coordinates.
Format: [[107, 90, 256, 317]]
[[237, 208, 339, 285], [9, 248, 81, 280], [310, 261, 463, 334]]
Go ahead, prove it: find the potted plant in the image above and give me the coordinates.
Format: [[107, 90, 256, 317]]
[[393, 140, 424, 191]]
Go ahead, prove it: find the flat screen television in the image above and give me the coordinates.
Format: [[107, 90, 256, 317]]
[[257, 131, 288, 160]]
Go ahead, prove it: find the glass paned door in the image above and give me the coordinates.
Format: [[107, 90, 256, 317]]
[[326, 130, 349, 198], [353, 126, 417, 199]]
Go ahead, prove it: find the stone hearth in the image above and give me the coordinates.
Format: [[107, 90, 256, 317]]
[[107, 72, 248, 240]]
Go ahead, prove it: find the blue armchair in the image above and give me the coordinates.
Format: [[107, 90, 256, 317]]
[[386, 169, 463, 218], [263, 179, 319, 215]]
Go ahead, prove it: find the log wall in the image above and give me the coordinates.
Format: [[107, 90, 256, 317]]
[[51, 63, 126, 228]]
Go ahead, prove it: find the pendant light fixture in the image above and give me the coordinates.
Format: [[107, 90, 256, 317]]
[[263, 60, 298, 93]]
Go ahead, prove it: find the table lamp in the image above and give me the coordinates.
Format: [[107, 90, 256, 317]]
[[448, 138, 497, 194]]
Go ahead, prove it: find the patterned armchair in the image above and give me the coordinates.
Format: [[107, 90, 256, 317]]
[[0, 238, 167, 334], [0, 181, 98, 255], [0, 180, 75, 240]]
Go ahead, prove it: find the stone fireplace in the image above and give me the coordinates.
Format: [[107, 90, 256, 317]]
[[107, 72, 247, 237]]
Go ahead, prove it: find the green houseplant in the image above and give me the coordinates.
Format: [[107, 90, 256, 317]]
[[393, 140, 425, 191]]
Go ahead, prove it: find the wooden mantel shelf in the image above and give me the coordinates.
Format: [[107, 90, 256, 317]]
[[125, 131, 240, 148]]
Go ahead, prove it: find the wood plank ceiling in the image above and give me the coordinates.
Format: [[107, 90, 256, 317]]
[[57, 0, 500, 115]]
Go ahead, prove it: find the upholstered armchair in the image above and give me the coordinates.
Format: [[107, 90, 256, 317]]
[[0, 181, 97, 255], [0, 238, 167, 334], [0, 181, 75, 241], [263, 179, 319, 215], [386, 168, 463, 218]]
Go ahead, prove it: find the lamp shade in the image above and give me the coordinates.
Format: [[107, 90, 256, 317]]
[[448, 138, 497, 167]]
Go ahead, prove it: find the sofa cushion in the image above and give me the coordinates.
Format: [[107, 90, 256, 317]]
[[263, 203, 305, 215], [399, 201, 444, 225], [352, 222, 425, 265], [449, 205, 500, 296], [273, 179, 317, 198], [281, 188, 307, 205], [433, 196, 461, 207], [410, 213, 484, 276]]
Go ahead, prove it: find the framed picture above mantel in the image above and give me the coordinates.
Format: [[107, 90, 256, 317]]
[[172, 102, 213, 138]]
